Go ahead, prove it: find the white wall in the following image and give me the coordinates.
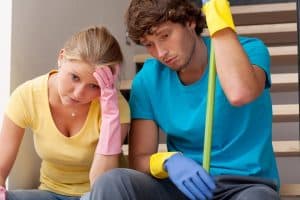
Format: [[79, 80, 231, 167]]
[[8, 0, 145, 189], [0, 1, 12, 124], [0, 0, 12, 188]]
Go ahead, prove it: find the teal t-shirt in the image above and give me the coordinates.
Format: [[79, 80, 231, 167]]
[[129, 36, 279, 185]]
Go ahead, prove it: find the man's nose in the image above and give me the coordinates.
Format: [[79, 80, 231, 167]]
[[156, 45, 168, 60]]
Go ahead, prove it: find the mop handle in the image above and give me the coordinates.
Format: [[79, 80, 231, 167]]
[[201, 0, 236, 172], [203, 43, 216, 172]]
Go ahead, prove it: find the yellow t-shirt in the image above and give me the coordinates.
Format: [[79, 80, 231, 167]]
[[5, 71, 130, 196]]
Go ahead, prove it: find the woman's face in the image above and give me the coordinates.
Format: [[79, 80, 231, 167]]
[[56, 59, 100, 106]]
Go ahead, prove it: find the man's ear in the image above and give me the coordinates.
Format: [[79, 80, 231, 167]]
[[186, 20, 196, 29], [57, 49, 65, 67]]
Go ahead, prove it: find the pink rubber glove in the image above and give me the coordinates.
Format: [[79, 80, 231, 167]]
[[93, 65, 122, 155], [0, 186, 6, 200]]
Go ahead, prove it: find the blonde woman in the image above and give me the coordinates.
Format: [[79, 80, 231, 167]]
[[0, 26, 130, 200]]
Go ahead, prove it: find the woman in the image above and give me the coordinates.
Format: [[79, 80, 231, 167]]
[[0, 25, 130, 200]]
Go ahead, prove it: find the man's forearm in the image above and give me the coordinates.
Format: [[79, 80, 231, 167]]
[[129, 154, 151, 174]]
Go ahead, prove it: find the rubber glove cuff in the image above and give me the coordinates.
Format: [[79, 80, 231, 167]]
[[202, 0, 235, 36], [0, 186, 6, 200], [95, 88, 121, 155], [94, 66, 122, 155], [150, 152, 178, 178]]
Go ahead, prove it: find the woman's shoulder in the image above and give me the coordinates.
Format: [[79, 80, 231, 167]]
[[13, 72, 50, 96], [17, 72, 50, 90]]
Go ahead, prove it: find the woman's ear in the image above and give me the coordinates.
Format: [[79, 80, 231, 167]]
[[57, 49, 65, 67]]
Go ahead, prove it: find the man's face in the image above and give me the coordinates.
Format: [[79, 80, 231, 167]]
[[140, 21, 197, 72]]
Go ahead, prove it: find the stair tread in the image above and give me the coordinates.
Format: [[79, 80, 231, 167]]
[[271, 73, 298, 92], [273, 104, 299, 116], [280, 183, 300, 197], [272, 73, 298, 84], [269, 45, 298, 56], [273, 140, 300, 156], [231, 2, 296, 14], [230, 3, 297, 26], [203, 23, 297, 35], [122, 140, 300, 156], [273, 104, 299, 122]]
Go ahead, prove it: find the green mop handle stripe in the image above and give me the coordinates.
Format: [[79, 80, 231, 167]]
[[203, 43, 216, 172]]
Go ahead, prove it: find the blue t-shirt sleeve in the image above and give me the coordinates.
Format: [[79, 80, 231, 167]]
[[129, 69, 154, 120], [241, 37, 271, 88]]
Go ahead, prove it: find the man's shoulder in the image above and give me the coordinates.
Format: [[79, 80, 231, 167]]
[[135, 58, 167, 80], [238, 36, 266, 48], [141, 58, 165, 72], [132, 58, 170, 90]]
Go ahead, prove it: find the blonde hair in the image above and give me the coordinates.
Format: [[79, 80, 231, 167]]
[[63, 26, 123, 67]]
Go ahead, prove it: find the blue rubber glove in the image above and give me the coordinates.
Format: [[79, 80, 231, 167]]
[[164, 153, 216, 200]]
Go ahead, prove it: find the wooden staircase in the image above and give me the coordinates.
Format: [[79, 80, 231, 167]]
[[120, 2, 299, 199]]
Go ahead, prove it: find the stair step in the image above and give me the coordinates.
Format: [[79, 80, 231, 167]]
[[231, 2, 296, 15], [273, 140, 300, 157], [273, 104, 299, 122], [122, 140, 300, 157], [231, 2, 297, 25], [280, 184, 300, 197], [234, 23, 296, 35], [120, 79, 132, 91], [133, 54, 151, 64], [269, 45, 297, 57], [133, 45, 298, 64], [203, 23, 297, 46], [271, 73, 298, 92]]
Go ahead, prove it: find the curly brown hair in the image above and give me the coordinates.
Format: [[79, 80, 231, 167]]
[[125, 0, 205, 45]]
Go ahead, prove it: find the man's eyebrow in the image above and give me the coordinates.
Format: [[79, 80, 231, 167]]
[[140, 39, 148, 44], [153, 27, 169, 36]]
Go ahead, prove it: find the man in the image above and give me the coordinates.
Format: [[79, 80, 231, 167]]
[[90, 0, 280, 199]]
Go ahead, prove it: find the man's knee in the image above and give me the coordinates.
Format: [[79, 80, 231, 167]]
[[234, 185, 280, 200]]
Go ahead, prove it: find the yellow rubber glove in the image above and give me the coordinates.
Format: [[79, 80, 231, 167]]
[[202, 0, 236, 36], [150, 152, 178, 178]]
